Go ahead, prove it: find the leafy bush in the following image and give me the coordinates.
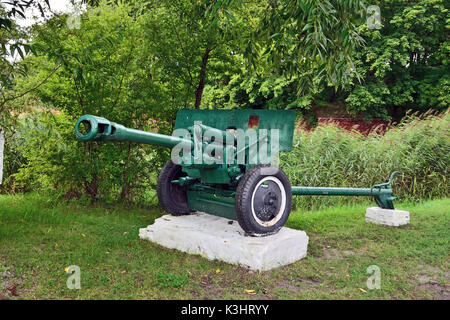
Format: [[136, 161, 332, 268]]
[[6, 111, 164, 206], [281, 111, 449, 209]]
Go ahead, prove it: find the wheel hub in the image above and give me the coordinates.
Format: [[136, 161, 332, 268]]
[[253, 181, 283, 222]]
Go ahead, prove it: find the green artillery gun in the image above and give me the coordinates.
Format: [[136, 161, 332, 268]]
[[75, 110, 401, 236]]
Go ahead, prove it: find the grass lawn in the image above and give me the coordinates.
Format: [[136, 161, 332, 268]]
[[0, 194, 448, 300]]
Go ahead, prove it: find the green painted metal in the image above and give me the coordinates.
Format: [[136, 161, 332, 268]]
[[291, 186, 393, 196], [174, 109, 296, 152], [186, 190, 236, 220], [74, 111, 401, 222], [198, 167, 232, 184], [75, 115, 190, 148], [75, 110, 296, 184], [291, 172, 402, 209]]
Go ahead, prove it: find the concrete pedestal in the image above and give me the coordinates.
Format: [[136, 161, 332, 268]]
[[365, 207, 410, 226], [139, 213, 309, 271]]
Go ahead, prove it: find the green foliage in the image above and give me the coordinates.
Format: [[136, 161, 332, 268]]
[[6, 111, 160, 204], [282, 111, 450, 209], [139, 0, 245, 109], [2, 2, 177, 201], [344, 0, 449, 118], [203, 73, 313, 110], [345, 82, 391, 120], [1, 0, 259, 201], [210, 0, 367, 90], [204, 0, 449, 119], [0, 0, 50, 109]]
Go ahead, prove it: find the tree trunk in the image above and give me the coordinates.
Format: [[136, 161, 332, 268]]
[[0, 129, 4, 185], [84, 174, 98, 199], [120, 142, 132, 202], [84, 143, 98, 200], [194, 47, 212, 109]]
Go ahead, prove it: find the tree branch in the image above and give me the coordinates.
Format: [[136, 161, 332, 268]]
[[0, 65, 60, 111], [194, 46, 213, 109]]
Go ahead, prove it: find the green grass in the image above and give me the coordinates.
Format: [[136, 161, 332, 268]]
[[0, 194, 449, 300]]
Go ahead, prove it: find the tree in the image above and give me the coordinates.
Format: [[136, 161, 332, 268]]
[[0, 0, 101, 110], [207, 0, 367, 92], [141, 0, 248, 109], [9, 0, 246, 199], [0, 1, 53, 95], [344, 0, 449, 119]]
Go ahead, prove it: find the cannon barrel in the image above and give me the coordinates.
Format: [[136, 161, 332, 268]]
[[74, 115, 191, 148]]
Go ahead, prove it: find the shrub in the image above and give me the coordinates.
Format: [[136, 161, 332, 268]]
[[6, 111, 164, 206]]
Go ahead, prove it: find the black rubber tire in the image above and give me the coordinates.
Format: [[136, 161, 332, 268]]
[[157, 160, 190, 216], [235, 164, 292, 236]]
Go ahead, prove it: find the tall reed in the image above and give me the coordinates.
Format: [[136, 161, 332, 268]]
[[281, 110, 449, 210]]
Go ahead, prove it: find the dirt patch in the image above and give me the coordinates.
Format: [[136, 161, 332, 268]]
[[190, 267, 245, 299], [189, 266, 278, 299], [416, 283, 449, 300], [197, 274, 225, 299], [0, 266, 22, 300], [272, 278, 319, 293], [417, 274, 435, 284], [322, 248, 356, 260], [415, 264, 449, 283], [414, 264, 450, 299], [417, 264, 441, 274]]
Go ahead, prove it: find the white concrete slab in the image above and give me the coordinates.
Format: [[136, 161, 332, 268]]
[[365, 207, 410, 226], [139, 213, 309, 271]]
